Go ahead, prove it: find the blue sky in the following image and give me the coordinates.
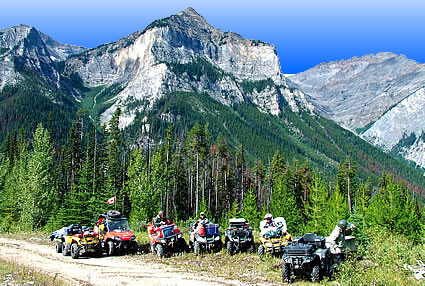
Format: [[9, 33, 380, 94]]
[[2, 0, 424, 74]]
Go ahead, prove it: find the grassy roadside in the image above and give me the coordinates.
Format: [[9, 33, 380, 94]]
[[0, 258, 67, 286], [1, 228, 425, 285]]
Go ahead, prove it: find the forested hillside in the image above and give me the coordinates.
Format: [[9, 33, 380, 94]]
[[0, 110, 423, 245]]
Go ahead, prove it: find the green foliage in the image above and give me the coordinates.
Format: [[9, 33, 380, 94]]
[[270, 176, 302, 234], [166, 58, 224, 83], [325, 184, 350, 233], [239, 78, 275, 94], [368, 174, 424, 242], [241, 188, 260, 230], [336, 228, 425, 285], [145, 16, 171, 30], [19, 124, 55, 230], [303, 172, 329, 235]]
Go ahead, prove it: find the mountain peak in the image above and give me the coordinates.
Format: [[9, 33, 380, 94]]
[[180, 7, 201, 17]]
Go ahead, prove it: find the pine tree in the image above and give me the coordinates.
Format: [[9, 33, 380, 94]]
[[304, 172, 328, 235], [337, 157, 357, 213], [241, 187, 260, 230], [324, 184, 349, 234], [270, 175, 303, 234], [20, 123, 56, 230]]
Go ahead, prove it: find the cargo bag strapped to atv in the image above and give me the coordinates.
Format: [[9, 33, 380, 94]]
[[258, 217, 291, 260], [189, 223, 222, 255], [282, 233, 331, 283], [225, 218, 255, 255], [148, 221, 186, 258]]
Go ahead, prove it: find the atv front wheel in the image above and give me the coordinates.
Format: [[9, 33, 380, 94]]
[[282, 263, 291, 283], [156, 244, 164, 259], [56, 242, 63, 253], [247, 242, 255, 254], [258, 244, 265, 260], [107, 241, 115, 256], [71, 243, 80, 259], [62, 243, 70, 256], [311, 264, 321, 282], [130, 241, 138, 255], [178, 238, 187, 255], [227, 240, 234, 255], [194, 241, 200, 256]]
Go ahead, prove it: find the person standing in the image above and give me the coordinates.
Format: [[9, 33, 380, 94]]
[[328, 219, 356, 264]]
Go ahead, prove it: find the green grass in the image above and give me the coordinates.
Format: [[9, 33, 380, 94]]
[[0, 258, 66, 286], [80, 84, 123, 126]]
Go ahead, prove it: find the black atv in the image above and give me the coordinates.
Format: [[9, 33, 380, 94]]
[[225, 218, 254, 255], [282, 233, 332, 283]]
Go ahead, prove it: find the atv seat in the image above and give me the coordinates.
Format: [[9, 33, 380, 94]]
[[302, 233, 316, 243]]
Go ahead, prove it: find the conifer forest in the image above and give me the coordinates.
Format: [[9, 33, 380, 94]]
[[0, 108, 423, 243]]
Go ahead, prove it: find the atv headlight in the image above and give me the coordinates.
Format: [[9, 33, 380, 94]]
[[214, 236, 220, 241], [197, 237, 206, 243], [114, 236, 121, 241], [265, 243, 273, 247], [177, 234, 182, 238], [130, 235, 136, 240]]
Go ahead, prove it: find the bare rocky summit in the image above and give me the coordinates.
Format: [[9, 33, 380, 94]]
[[288, 52, 425, 168]]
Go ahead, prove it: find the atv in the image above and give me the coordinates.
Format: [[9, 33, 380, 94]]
[[54, 224, 102, 259], [97, 211, 138, 256], [258, 231, 292, 260], [225, 218, 254, 255], [189, 222, 222, 255], [65, 228, 102, 259], [50, 224, 86, 256], [281, 233, 331, 283], [147, 220, 186, 258]]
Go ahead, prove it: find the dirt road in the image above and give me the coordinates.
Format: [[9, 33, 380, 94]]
[[0, 237, 246, 286]]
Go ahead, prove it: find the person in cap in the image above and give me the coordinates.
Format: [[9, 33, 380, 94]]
[[194, 211, 210, 229], [153, 210, 168, 227], [328, 219, 356, 264], [260, 213, 276, 236]]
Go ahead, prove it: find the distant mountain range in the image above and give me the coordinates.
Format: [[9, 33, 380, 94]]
[[288, 52, 425, 168], [0, 7, 424, 190]]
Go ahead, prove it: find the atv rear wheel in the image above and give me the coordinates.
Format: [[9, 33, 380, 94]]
[[247, 242, 255, 254], [258, 244, 265, 260], [71, 243, 79, 259], [156, 244, 164, 259], [311, 264, 321, 282], [227, 240, 234, 255], [194, 240, 200, 256], [282, 263, 291, 283], [107, 241, 115, 256], [62, 243, 70, 256], [56, 242, 63, 253]]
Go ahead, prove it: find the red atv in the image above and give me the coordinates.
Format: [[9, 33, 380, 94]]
[[97, 211, 138, 256], [147, 220, 186, 258]]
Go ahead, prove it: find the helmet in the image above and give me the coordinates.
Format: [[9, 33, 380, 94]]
[[200, 212, 205, 216], [338, 219, 348, 229], [264, 213, 273, 220], [158, 210, 164, 217]]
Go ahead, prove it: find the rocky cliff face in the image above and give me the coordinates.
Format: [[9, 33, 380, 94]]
[[288, 52, 425, 168], [0, 24, 86, 90], [64, 7, 312, 128]]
